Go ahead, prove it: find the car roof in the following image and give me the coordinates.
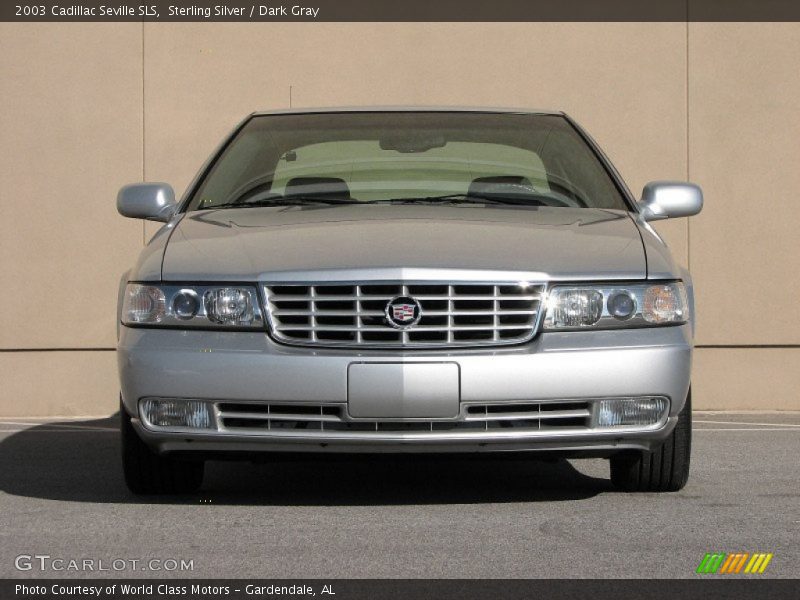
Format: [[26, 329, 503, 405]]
[[250, 106, 566, 117]]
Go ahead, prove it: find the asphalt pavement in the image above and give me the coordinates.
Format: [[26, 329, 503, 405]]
[[0, 412, 798, 578]]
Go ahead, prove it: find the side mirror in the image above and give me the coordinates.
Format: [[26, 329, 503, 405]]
[[117, 183, 177, 222], [639, 181, 703, 221]]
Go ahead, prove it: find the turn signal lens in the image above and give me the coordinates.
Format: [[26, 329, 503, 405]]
[[643, 283, 688, 324], [123, 284, 166, 323]]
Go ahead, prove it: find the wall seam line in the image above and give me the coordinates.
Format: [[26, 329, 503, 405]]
[[696, 345, 800, 350], [685, 10, 691, 272], [141, 19, 146, 246], [0, 349, 117, 353]]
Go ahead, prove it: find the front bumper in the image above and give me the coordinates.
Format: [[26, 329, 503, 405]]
[[118, 324, 692, 455]]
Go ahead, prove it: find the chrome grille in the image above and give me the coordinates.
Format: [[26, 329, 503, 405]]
[[217, 401, 592, 434], [263, 282, 544, 348]]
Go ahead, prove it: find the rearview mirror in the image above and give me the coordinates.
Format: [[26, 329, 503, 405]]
[[379, 134, 447, 153], [639, 181, 703, 221], [117, 183, 177, 222]]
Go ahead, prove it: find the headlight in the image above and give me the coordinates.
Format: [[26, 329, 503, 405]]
[[544, 281, 688, 330], [121, 284, 264, 329], [548, 288, 603, 327], [204, 288, 254, 325], [172, 289, 200, 320], [607, 291, 637, 320]]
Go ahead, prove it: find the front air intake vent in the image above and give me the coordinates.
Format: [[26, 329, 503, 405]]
[[216, 400, 593, 434]]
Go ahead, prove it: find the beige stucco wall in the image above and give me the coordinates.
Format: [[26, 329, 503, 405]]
[[0, 22, 797, 416]]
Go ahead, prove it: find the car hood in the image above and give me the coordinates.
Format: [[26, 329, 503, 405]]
[[161, 205, 646, 281]]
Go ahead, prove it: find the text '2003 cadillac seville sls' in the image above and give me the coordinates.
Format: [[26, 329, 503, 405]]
[[117, 108, 702, 494]]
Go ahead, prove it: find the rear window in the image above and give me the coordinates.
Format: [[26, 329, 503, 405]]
[[269, 140, 551, 201]]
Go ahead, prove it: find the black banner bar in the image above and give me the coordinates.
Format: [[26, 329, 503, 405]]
[[4, 0, 800, 22], [3, 579, 799, 600]]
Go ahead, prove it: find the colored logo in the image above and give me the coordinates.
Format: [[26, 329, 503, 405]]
[[385, 296, 422, 329], [696, 552, 773, 574]]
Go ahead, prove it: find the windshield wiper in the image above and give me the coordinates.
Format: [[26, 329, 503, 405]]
[[206, 193, 558, 210], [376, 194, 549, 207], [207, 196, 361, 209]]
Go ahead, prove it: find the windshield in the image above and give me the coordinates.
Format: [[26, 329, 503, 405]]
[[186, 112, 630, 211]]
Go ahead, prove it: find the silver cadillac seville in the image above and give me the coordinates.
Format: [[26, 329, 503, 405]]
[[116, 108, 702, 494]]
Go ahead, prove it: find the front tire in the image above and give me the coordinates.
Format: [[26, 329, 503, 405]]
[[610, 388, 692, 492], [121, 400, 204, 494]]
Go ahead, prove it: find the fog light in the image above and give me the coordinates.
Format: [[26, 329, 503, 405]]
[[140, 399, 216, 430], [596, 397, 668, 427]]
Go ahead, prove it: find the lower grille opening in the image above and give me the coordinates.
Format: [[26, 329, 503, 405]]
[[431, 421, 487, 431], [377, 422, 433, 432], [479, 403, 539, 414], [270, 420, 321, 430], [322, 421, 377, 432], [218, 403, 341, 431], [217, 400, 593, 434], [218, 403, 339, 416], [541, 417, 586, 428], [464, 401, 592, 429], [541, 402, 590, 412]]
